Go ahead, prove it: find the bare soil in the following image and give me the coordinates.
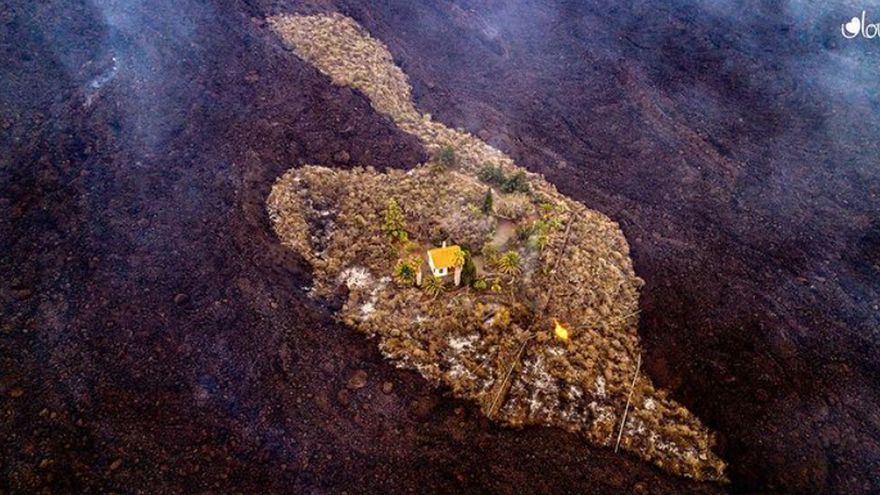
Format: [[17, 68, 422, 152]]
[[2, 0, 878, 494]]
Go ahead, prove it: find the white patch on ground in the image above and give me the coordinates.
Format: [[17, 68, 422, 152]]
[[360, 301, 375, 317], [588, 401, 617, 446], [447, 362, 477, 381], [618, 415, 692, 462], [594, 375, 607, 399], [339, 266, 372, 289], [377, 346, 438, 378], [409, 359, 440, 378], [546, 346, 564, 357], [644, 398, 656, 411], [476, 375, 494, 394], [522, 356, 559, 418], [442, 334, 484, 385], [447, 333, 479, 352], [649, 430, 686, 458], [353, 273, 388, 320], [267, 208, 280, 224], [556, 384, 591, 425], [626, 414, 648, 437]]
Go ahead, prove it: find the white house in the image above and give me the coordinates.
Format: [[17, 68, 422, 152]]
[[426, 242, 464, 285]]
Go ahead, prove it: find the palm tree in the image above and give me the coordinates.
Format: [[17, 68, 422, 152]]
[[496, 251, 522, 276], [451, 249, 466, 286], [452, 250, 466, 267], [422, 274, 444, 296], [393, 260, 417, 285], [412, 258, 424, 286]]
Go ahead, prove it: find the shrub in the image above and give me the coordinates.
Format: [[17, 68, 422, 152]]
[[383, 198, 408, 241], [544, 215, 563, 230], [480, 243, 499, 263], [495, 195, 531, 220], [516, 222, 535, 241], [422, 274, 445, 296], [525, 212, 563, 251], [533, 233, 550, 251], [524, 220, 550, 250], [479, 165, 530, 194], [452, 249, 466, 268], [501, 171, 530, 194], [478, 164, 505, 185], [493, 306, 512, 329], [460, 255, 477, 287], [436, 145, 456, 168], [430, 225, 450, 246]]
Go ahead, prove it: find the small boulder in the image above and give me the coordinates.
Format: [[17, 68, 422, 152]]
[[12, 288, 32, 301], [347, 369, 368, 390], [333, 150, 351, 164]]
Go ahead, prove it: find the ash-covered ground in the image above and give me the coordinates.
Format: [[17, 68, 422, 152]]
[[1, 0, 878, 493]]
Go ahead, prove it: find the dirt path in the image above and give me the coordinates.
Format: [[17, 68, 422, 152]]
[[1, 0, 878, 494]]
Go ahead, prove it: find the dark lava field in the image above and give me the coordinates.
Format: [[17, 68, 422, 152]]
[[2, 1, 879, 493]]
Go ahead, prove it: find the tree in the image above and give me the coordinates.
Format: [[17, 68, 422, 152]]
[[452, 249, 466, 286], [461, 256, 477, 287], [383, 198, 408, 241], [452, 249, 466, 268], [481, 188, 494, 215], [496, 251, 522, 275], [413, 258, 424, 286], [430, 225, 450, 246]]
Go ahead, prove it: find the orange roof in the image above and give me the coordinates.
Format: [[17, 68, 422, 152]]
[[427, 245, 463, 270]]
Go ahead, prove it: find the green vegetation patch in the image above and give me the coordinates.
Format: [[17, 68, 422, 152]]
[[268, 11, 727, 481], [268, 161, 725, 481]]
